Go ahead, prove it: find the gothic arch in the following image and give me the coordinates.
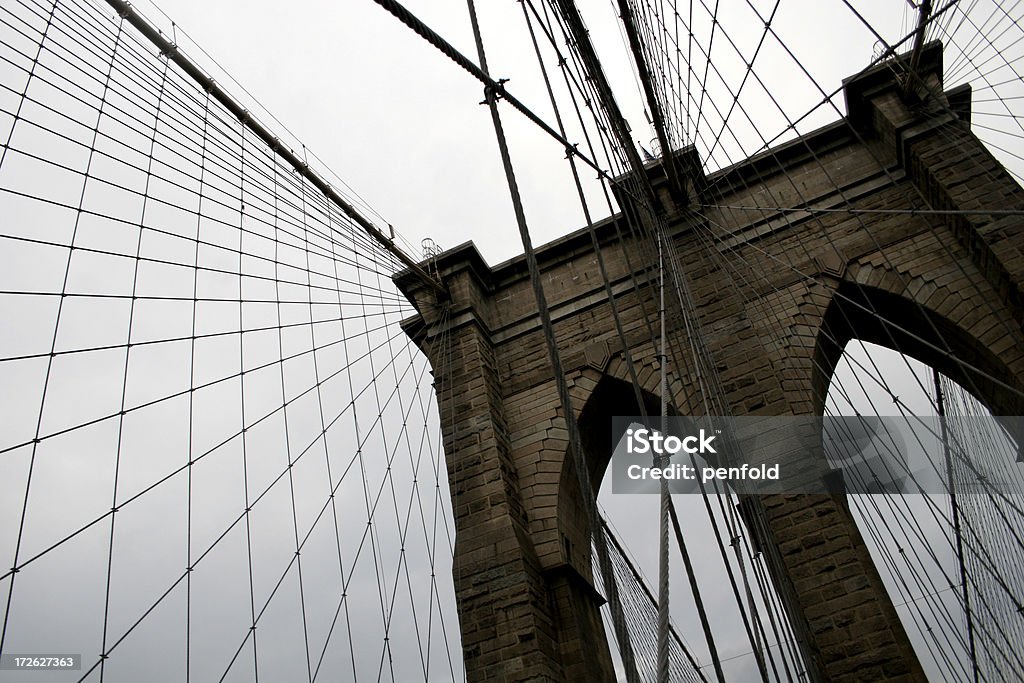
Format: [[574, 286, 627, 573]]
[[812, 279, 1024, 418]]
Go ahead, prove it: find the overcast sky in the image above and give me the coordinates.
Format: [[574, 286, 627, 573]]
[[128, 0, 925, 265], [123, 2, 1013, 678], [1, 0, 1021, 681]]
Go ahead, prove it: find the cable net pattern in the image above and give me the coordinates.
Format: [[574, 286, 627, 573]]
[[0, 0, 461, 680], [1, 0, 1023, 680], [941, 377, 1024, 681], [594, 520, 705, 682]]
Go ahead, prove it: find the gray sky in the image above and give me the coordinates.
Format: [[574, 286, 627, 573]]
[[1, 0, 1022, 681], [130, 2, 1015, 679], [133, 0, 925, 265]]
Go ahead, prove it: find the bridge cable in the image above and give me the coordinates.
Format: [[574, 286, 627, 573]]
[[519, 2, 712, 678], [656, 216, 671, 683], [530, 3, 782, 676], [464, 0, 642, 679], [520, 6, 730, 675], [1, 1, 463, 678]]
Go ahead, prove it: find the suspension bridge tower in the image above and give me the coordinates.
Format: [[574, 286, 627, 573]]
[[397, 41, 1024, 682]]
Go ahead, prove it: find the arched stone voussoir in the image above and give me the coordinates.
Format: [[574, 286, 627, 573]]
[[814, 275, 1024, 417]]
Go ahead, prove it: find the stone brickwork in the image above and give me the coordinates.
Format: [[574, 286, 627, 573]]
[[396, 43, 1024, 681]]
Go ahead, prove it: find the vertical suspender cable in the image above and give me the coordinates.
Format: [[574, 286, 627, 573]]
[[935, 369, 980, 683], [669, 504, 728, 682], [656, 228, 671, 682], [616, 0, 686, 201], [101, 0, 445, 297], [462, 2, 640, 681]]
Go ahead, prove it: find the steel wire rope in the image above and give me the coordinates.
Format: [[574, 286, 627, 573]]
[[509, 22, 753, 679], [217, 335, 438, 683], [468, 0, 645, 677], [0, 316, 422, 583], [519, 7, 714, 677], [98, 45, 170, 683], [0, 10, 411, 299], [599, 516, 705, 681], [72, 321, 433, 680], [184, 82, 210, 683], [599, 510, 707, 680], [561, 31, 790, 683], [668, 0, 1024, 421], [942, 377, 1024, 679], [274, 158, 315, 683], [126, 0, 391, 229], [675, 197, 1019, 671], [937, 369, 983, 683], [528, 2, 790, 675], [314, 182, 380, 683], [0, 1, 461, 679], [0, 5, 126, 659], [364, 210, 436, 682], [91, 0, 442, 292], [340, 195, 400, 682], [432, 300, 463, 681], [943, 0, 1024, 81]]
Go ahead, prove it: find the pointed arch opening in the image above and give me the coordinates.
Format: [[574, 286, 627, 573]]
[[818, 282, 1024, 681]]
